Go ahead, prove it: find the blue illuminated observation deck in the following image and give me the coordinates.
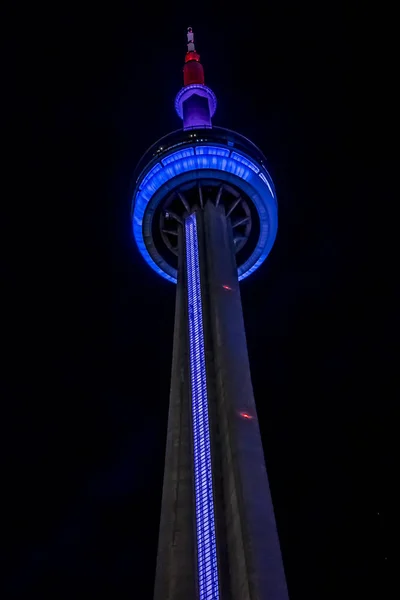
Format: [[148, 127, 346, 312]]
[[132, 126, 277, 284], [132, 26, 289, 600]]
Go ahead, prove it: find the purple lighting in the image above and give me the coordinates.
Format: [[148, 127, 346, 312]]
[[175, 84, 217, 130], [175, 84, 217, 119], [186, 213, 220, 600]]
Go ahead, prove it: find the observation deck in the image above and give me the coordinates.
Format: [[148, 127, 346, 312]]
[[131, 126, 278, 283]]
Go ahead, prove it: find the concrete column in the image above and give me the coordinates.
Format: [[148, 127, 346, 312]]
[[153, 229, 197, 600], [202, 201, 289, 600]]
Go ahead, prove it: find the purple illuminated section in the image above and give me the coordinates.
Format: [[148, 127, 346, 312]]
[[175, 84, 217, 130], [183, 93, 212, 129], [186, 212, 220, 600]]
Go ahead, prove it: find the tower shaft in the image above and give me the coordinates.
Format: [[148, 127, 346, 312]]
[[153, 227, 197, 599], [154, 201, 289, 600]]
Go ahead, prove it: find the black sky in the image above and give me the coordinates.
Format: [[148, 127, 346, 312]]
[[3, 2, 390, 599]]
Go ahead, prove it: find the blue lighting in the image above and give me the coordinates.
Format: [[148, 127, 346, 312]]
[[230, 151, 260, 173], [132, 144, 277, 283], [186, 213, 219, 600], [259, 171, 274, 198], [139, 162, 163, 189], [196, 145, 230, 157], [161, 147, 195, 165]]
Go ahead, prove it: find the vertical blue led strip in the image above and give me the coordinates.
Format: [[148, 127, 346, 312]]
[[185, 213, 220, 600]]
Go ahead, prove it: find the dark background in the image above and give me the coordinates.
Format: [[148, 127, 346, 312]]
[[3, 2, 390, 599]]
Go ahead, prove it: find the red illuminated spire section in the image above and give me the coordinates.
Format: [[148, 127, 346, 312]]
[[184, 27, 205, 86]]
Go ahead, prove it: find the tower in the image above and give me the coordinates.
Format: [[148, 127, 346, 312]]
[[132, 27, 289, 600]]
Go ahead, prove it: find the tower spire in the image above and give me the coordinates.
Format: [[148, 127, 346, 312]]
[[185, 27, 199, 62], [186, 26, 196, 53], [183, 26, 204, 84]]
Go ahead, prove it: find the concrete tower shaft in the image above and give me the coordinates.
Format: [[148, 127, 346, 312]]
[[153, 200, 289, 600]]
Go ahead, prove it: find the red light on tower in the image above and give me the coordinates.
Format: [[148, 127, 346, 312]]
[[239, 411, 253, 420], [222, 284, 232, 290], [184, 60, 204, 86]]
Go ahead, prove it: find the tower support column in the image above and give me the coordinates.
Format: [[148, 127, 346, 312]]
[[197, 201, 289, 600], [153, 229, 197, 600], [154, 201, 289, 600]]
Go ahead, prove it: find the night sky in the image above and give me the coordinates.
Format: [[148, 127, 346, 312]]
[[4, 2, 389, 599]]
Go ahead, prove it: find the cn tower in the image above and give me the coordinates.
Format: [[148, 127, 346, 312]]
[[132, 27, 289, 600]]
